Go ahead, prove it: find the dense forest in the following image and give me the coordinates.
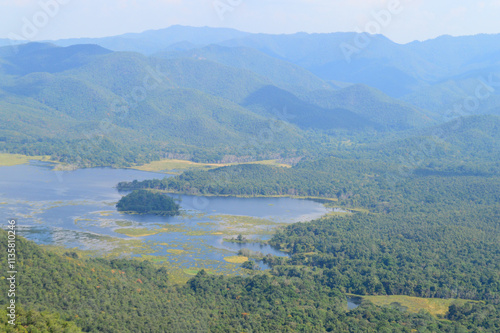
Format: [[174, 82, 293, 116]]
[[2, 28, 500, 332], [4, 115, 499, 331], [109, 113, 500, 331], [1, 229, 499, 332], [116, 190, 180, 216]]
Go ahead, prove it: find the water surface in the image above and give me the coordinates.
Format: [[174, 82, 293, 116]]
[[0, 161, 330, 276]]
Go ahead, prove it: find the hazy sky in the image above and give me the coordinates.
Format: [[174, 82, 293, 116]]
[[1, 0, 499, 43]]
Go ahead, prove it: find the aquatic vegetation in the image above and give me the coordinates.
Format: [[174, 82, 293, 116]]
[[115, 228, 161, 237], [97, 211, 114, 216], [166, 249, 189, 255], [224, 256, 249, 264], [74, 218, 93, 225], [114, 224, 185, 237], [3, 168, 325, 283], [115, 220, 134, 227], [207, 214, 285, 236]]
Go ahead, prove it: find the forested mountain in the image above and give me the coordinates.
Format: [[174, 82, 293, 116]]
[[154, 44, 335, 94], [0, 42, 112, 75], [33, 26, 500, 102], [0, 41, 448, 166], [120, 114, 500, 197]]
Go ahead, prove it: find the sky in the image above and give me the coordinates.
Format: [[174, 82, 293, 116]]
[[1, 0, 499, 43]]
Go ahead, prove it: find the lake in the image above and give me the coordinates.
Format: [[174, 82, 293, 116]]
[[0, 161, 331, 280]]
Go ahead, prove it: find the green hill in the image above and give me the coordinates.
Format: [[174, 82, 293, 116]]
[[1, 42, 447, 166], [154, 44, 335, 94]]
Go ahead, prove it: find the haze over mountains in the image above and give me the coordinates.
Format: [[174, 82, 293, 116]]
[[1, 25, 499, 165]]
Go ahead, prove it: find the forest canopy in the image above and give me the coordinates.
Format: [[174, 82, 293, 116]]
[[116, 189, 180, 216]]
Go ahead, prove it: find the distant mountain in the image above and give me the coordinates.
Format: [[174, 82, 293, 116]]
[[401, 72, 500, 118], [2, 38, 497, 166], [302, 84, 437, 129], [242, 85, 379, 130], [50, 25, 250, 54], [220, 32, 500, 98], [0, 43, 304, 165], [2, 26, 500, 103], [0, 43, 112, 75], [154, 44, 335, 94], [367, 114, 500, 175]]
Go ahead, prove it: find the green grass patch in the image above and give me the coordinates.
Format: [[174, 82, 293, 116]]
[[353, 294, 481, 317], [96, 211, 114, 216], [0, 153, 52, 167], [131, 158, 291, 173], [131, 158, 226, 173], [115, 220, 134, 227], [208, 214, 283, 236], [114, 228, 160, 237], [224, 256, 249, 264]]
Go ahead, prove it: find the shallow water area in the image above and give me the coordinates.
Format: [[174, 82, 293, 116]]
[[0, 161, 331, 280]]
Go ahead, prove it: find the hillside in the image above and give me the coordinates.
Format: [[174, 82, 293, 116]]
[[4, 25, 494, 103], [0, 43, 307, 165], [1, 41, 445, 166], [302, 84, 437, 129], [154, 44, 335, 94]]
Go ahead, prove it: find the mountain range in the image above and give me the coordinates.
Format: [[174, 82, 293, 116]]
[[1, 26, 499, 165]]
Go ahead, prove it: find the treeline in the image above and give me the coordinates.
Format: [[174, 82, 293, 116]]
[[117, 156, 500, 213], [1, 229, 499, 332], [117, 159, 381, 199]]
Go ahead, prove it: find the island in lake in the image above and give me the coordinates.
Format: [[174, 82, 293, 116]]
[[116, 189, 180, 216]]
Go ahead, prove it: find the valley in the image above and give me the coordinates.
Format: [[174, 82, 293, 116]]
[[1, 25, 499, 332]]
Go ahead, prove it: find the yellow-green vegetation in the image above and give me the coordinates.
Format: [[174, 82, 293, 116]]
[[167, 249, 189, 255], [74, 218, 93, 224], [353, 294, 480, 317], [184, 268, 205, 275], [53, 163, 78, 171], [0, 153, 51, 167], [132, 158, 226, 173], [224, 255, 249, 264], [209, 214, 283, 235], [97, 211, 114, 216], [321, 208, 352, 218], [184, 230, 210, 236], [42, 235, 157, 260], [115, 220, 134, 227], [114, 225, 185, 237], [115, 228, 161, 237], [115, 225, 183, 237], [131, 158, 291, 173], [243, 159, 292, 168]]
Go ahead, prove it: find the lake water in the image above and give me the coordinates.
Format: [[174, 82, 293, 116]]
[[0, 161, 331, 278], [346, 296, 362, 310]]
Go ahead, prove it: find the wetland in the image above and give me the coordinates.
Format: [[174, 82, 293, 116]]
[[0, 160, 331, 282]]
